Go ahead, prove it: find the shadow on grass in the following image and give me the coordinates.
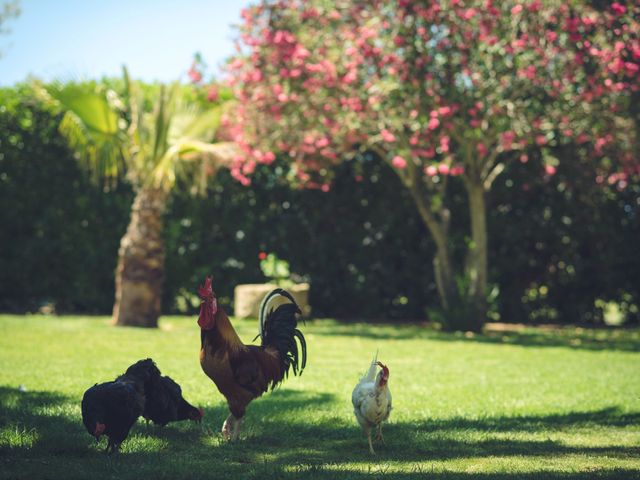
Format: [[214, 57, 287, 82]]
[[0, 385, 221, 456], [0, 386, 638, 479], [268, 469, 640, 479], [313, 322, 640, 352], [249, 400, 640, 462]]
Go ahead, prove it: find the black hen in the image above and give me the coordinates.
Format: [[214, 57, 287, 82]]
[[81, 379, 144, 453], [123, 358, 203, 426]]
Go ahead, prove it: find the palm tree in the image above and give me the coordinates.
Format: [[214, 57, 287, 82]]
[[39, 68, 236, 327]]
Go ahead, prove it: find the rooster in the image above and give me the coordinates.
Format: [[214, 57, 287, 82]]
[[197, 277, 307, 440], [351, 353, 392, 454]]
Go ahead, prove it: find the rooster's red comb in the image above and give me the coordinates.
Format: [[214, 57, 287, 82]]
[[198, 276, 213, 299]]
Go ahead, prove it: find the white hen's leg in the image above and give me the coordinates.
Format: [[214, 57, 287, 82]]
[[366, 427, 375, 454], [375, 424, 385, 444]]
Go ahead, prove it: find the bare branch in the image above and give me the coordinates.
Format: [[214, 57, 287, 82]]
[[483, 162, 505, 191]]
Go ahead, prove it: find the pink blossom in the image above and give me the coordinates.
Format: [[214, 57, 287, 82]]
[[343, 71, 358, 84], [511, 4, 523, 15], [611, 2, 626, 15], [188, 66, 202, 84], [450, 165, 465, 176], [462, 8, 477, 20], [545, 165, 557, 175], [249, 70, 262, 82], [625, 62, 639, 76], [595, 136, 608, 154], [415, 147, 436, 158], [381, 129, 396, 142], [528, 1, 542, 12], [476, 143, 488, 157], [440, 135, 450, 153], [316, 137, 330, 148], [425, 165, 438, 176], [438, 163, 450, 175], [501, 130, 516, 149], [206, 86, 219, 102], [243, 160, 257, 174], [428, 117, 440, 130], [519, 65, 537, 80], [535, 135, 547, 146], [392, 155, 407, 169]]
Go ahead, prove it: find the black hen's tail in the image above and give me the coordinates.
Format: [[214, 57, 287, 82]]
[[259, 289, 307, 379], [121, 359, 202, 425], [121, 359, 161, 389]]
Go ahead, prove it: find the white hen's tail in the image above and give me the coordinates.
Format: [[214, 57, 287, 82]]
[[362, 350, 379, 383]]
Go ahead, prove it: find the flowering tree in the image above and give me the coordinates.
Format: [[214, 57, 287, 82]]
[[226, 0, 639, 331]]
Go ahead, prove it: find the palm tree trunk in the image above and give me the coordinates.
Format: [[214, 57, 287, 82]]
[[112, 186, 167, 328]]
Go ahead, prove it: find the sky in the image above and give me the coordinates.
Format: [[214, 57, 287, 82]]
[[0, 0, 252, 86]]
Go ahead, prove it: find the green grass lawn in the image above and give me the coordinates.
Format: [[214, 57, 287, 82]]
[[0, 315, 639, 479]]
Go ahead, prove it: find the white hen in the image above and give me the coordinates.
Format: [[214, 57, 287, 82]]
[[351, 353, 392, 454]]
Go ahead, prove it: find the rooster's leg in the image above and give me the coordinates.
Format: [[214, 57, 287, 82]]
[[231, 417, 242, 441], [221, 414, 234, 440]]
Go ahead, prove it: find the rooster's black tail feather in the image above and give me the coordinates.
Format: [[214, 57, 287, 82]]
[[259, 290, 307, 381]]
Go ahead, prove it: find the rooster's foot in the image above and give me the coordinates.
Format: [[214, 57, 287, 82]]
[[221, 416, 233, 440]]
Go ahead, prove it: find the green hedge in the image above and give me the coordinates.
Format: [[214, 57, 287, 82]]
[[1, 85, 638, 323], [0, 86, 132, 313]]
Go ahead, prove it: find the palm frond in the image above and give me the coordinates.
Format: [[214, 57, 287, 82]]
[[169, 104, 222, 143], [43, 81, 126, 181], [47, 82, 120, 136], [39, 72, 236, 192]]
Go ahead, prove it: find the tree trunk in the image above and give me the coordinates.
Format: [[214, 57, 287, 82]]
[[465, 182, 489, 332], [112, 186, 167, 328], [405, 182, 457, 320]]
